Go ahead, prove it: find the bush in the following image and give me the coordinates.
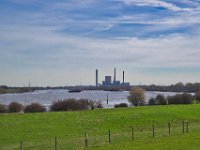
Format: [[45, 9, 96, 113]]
[[194, 91, 200, 102], [8, 102, 23, 113], [114, 103, 128, 108], [128, 87, 145, 106], [148, 98, 157, 105], [0, 104, 7, 113], [88, 100, 103, 110], [24, 103, 46, 113], [156, 94, 167, 105], [51, 99, 89, 111], [168, 93, 193, 104], [96, 101, 103, 109]]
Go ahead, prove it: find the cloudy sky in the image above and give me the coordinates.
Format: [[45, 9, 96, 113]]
[[1, 0, 200, 86]]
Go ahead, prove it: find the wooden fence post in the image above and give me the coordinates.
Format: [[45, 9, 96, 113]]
[[85, 131, 88, 147], [108, 129, 111, 143], [132, 127, 134, 141], [55, 136, 57, 150], [182, 120, 185, 133], [168, 122, 171, 136], [186, 121, 189, 133], [20, 141, 23, 150], [152, 124, 155, 138], [107, 93, 109, 105]]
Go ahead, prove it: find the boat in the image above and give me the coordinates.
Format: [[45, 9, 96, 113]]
[[68, 89, 82, 93], [104, 89, 122, 92]]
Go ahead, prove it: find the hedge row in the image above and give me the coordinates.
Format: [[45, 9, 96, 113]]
[[0, 99, 103, 113], [148, 93, 197, 105], [0, 102, 45, 113]]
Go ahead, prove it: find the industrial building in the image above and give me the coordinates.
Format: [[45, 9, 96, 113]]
[[95, 68, 130, 87]]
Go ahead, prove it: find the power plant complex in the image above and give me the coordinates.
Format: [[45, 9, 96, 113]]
[[95, 68, 130, 87]]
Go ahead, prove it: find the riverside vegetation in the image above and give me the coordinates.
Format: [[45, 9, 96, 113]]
[[0, 88, 200, 149]]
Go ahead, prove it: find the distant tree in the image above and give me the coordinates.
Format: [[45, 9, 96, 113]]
[[17, 87, 30, 93], [175, 82, 184, 87], [128, 87, 145, 106], [148, 98, 157, 105], [8, 102, 23, 113], [181, 93, 193, 104], [0, 88, 6, 94], [194, 91, 200, 102], [50, 99, 90, 111], [0, 104, 7, 113], [168, 93, 193, 104], [156, 94, 167, 105], [24, 103, 46, 113], [0, 85, 8, 89]]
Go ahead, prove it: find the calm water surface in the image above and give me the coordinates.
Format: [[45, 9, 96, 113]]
[[0, 90, 180, 108]]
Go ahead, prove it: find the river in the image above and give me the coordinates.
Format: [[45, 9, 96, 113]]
[[0, 90, 180, 108]]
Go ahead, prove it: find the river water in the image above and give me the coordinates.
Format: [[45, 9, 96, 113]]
[[0, 90, 179, 108]]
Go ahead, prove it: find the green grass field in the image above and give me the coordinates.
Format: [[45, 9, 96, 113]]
[[0, 104, 200, 150]]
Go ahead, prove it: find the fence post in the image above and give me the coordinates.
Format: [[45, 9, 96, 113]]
[[132, 127, 134, 141], [108, 129, 111, 143], [20, 141, 23, 150], [55, 136, 57, 150], [182, 120, 185, 133], [152, 124, 155, 138], [168, 122, 171, 136], [107, 93, 109, 105], [186, 121, 189, 133], [85, 131, 88, 147]]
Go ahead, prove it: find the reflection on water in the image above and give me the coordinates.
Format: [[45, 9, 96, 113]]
[[0, 90, 179, 108]]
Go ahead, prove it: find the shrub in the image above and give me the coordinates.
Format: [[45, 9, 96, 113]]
[[114, 103, 128, 108], [194, 91, 200, 102], [168, 93, 193, 104], [96, 101, 103, 109], [156, 94, 167, 105], [8, 102, 23, 113], [181, 93, 193, 104], [148, 98, 157, 105], [50, 99, 89, 111], [0, 104, 7, 113], [128, 87, 145, 106], [88, 100, 103, 110], [24, 103, 46, 113]]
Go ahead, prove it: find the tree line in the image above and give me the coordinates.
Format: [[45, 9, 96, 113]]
[[140, 82, 200, 93], [128, 87, 200, 106]]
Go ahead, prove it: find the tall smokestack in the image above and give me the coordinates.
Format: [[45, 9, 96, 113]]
[[123, 71, 124, 84], [96, 69, 98, 87], [114, 68, 116, 82]]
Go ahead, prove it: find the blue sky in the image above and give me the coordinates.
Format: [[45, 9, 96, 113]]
[[0, 0, 200, 86]]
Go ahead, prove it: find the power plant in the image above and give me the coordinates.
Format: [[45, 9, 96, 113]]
[[95, 68, 130, 87]]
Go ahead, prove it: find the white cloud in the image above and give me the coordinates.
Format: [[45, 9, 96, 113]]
[[121, 0, 192, 12], [1, 24, 200, 68], [1, 0, 200, 85]]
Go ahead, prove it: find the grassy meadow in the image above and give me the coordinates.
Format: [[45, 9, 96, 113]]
[[0, 104, 200, 149]]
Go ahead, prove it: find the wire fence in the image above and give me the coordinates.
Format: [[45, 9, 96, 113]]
[[1, 120, 200, 150]]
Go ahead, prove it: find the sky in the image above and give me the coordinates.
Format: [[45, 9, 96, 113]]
[[1, 0, 200, 86]]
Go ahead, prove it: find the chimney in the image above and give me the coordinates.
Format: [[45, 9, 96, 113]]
[[123, 71, 124, 84], [114, 68, 116, 82], [96, 69, 98, 87]]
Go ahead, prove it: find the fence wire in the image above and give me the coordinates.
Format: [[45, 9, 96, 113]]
[[1, 121, 200, 150]]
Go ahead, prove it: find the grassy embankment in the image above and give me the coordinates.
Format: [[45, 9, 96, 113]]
[[0, 105, 200, 150]]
